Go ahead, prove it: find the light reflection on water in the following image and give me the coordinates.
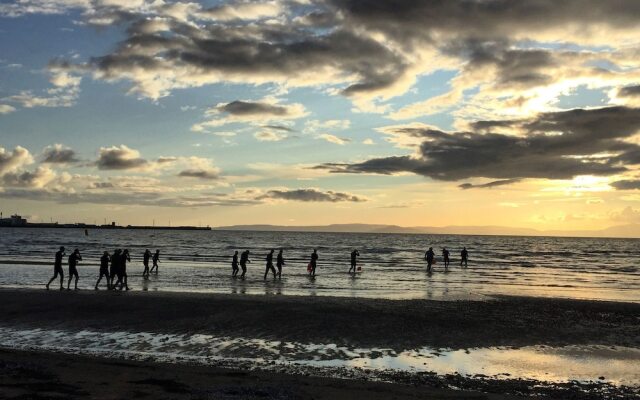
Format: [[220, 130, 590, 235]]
[[0, 326, 637, 386]]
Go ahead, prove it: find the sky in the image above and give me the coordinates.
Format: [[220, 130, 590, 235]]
[[0, 0, 640, 232]]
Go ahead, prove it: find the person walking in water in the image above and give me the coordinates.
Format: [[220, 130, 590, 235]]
[[442, 247, 450, 269], [109, 249, 122, 290], [239, 250, 250, 279], [349, 249, 360, 274], [95, 251, 111, 290], [150, 250, 160, 274], [460, 247, 468, 268], [264, 249, 276, 280], [118, 249, 131, 290], [46, 246, 66, 290], [309, 249, 318, 277], [142, 249, 152, 278], [276, 249, 285, 278], [231, 251, 239, 277], [424, 247, 435, 272], [67, 248, 82, 290]]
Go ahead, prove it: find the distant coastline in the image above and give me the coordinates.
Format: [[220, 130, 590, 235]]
[[0, 223, 211, 231]]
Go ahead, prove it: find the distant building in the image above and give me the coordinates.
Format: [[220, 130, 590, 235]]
[[0, 214, 27, 227]]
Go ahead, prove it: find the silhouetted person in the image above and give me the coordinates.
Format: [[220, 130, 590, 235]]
[[142, 249, 152, 278], [95, 251, 110, 290], [109, 249, 122, 290], [231, 251, 239, 277], [276, 249, 285, 278], [424, 247, 435, 272], [460, 247, 468, 268], [119, 249, 131, 290], [264, 249, 276, 280], [150, 250, 160, 273], [46, 246, 66, 290], [349, 249, 360, 274], [67, 248, 82, 290], [309, 249, 318, 277], [240, 250, 250, 279], [442, 248, 450, 269]]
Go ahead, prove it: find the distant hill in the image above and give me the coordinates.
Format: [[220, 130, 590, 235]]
[[213, 223, 639, 238]]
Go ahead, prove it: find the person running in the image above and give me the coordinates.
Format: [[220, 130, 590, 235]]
[[231, 251, 239, 277], [67, 248, 82, 290], [349, 249, 360, 274], [460, 247, 468, 268], [264, 249, 276, 280], [109, 249, 122, 290], [46, 246, 66, 290], [309, 249, 318, 277], [150, 250, 160, 273], [442, 247, 450, 269], [424, 247, 435, 272], [95, 251, 111, 290], [142, 249, 152, 278], [239, 250, 250, 279], [276, 249, 285, 278]]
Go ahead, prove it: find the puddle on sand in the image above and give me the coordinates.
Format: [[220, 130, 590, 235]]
[[0, 326, 638, 387]]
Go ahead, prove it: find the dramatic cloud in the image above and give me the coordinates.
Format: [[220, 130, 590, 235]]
[[41, 144, 78, 164], [459, 179, 521, 190], [257, 188, 366, 203], [611, 180, 640, 190], [1, 166, 56, 188], [317, 107, 640, 181], [0, 146, 34, 175], [95, 145, 148, 170]]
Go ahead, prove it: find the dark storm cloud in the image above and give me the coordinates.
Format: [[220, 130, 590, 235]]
[[328, 0, 640, 43], [610, 180, 640, 190], [41, 145, 78, 164], [317, 107, 640, 181], [257, 189, 366, 203], [218, 101, 289, 116], [618, 85, 640, 98], [178, 169, 220, 180], [95, 145, 148, 170], [458, 179, 521, 190]]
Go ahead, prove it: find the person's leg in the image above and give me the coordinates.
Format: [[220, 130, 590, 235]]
[[74, 271, 79, 289], [47, 269, 59, 289], [124, 272, 129, 290], [240, 264, 246, 279]]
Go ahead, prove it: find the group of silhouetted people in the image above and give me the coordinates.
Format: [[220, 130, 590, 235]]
[[45, 244, 469, 290], [46, 246, 160, 291], [424, 246, 468, 272]]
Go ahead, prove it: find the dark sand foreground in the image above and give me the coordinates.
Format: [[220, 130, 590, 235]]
[[1, 289, 639, 399], [1, 289, 639, 349]]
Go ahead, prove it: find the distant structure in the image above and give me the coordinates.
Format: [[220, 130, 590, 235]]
[[0, 214, 27, 227], [0, 213, 209, 231]]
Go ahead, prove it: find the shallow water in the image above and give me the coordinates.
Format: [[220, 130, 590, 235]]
[[0, 228, 639, 302], [0, 326, 637, 386]]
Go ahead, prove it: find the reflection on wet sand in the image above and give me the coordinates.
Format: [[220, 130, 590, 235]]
[[0, 326, 637, 387]]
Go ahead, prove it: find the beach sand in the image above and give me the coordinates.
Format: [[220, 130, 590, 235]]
[[1, 289, 639, 399]]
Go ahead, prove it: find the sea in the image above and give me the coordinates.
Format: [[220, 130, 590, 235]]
[[1, 227, 639, 390], [0, 227, 638, 302]]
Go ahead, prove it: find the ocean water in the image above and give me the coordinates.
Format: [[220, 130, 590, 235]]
[[0, 227, 638, 302]]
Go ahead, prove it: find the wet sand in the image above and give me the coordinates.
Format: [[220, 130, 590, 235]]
[[1, 289, 639, 399], [1, 289, 639, 350], [0, 348, 523, 400]]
